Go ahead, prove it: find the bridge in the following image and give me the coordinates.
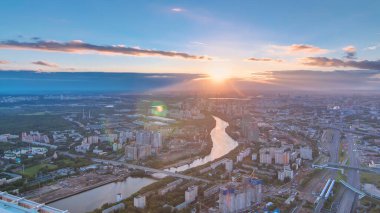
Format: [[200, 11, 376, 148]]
[[339, 179, 366, 199], [92, 158, 211, 183], [311, 164, 344, 174], [312, 163, 380, 174]]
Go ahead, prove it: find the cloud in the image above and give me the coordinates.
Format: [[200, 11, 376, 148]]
[[31, 37, 41, 41], [0, 60, 9, 64], [171, 8, 184, 12], [247, 57, 283, 63], [269, 44, 328, 55], [343, 45, 357, 59], [190, 41, 207, 46], [365, 44, 380, 50], [0, 40, 211, 60], [32, 60, 58, 67], [301, 57, 380, 70], [249, 70, 380, 91]]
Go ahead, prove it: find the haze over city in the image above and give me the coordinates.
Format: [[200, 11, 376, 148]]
[[1, 1, 380, 213]]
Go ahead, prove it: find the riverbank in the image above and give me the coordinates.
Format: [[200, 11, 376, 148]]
[[92, 116, 239, 212], [28, 172, 128, 204], [144, 113, 215, 169], [45, 174, 128, 204], [50, 176, 156, 213]]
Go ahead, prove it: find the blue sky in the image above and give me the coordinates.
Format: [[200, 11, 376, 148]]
[[0, 0, 379, 78]]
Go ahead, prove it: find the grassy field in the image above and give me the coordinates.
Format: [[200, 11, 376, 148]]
[[361, 172, 380, 188], [0, 114, 73, 134], [19, 164, 58, 179]]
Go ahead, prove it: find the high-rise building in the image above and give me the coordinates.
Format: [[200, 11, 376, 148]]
[[225, 159, 233, 173], [219, 177, 262, 213], [259, 148, 272, 164], [136, 131, 151, 145], [125, 144, 152, 160], [151, 131, 162, 153], [274, 149, 290, 165], [278, 164, 294, 181], [125, 145, 138, 160], [137, 145, 152, 159], [185, 185, 198, 204], [240, 116, 260, 142]]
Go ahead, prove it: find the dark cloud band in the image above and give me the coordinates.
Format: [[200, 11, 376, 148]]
[[301, 57, 380, 70], [32, 60, 58, 67], [0, 40, 212, 60]]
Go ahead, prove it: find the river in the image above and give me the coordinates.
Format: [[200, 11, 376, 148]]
[[164, 116, 238, 173], [49, 177, 156, 213], [49, 116, 237, 213]]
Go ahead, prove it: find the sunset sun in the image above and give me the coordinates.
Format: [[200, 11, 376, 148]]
[[209, 68, 231, 83]]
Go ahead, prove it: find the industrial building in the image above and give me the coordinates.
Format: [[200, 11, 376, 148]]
[[0, 191, 68, 213]]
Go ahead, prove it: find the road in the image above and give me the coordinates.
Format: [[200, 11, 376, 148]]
[[314, 130, 340, 213], [91, 158, 211, 183], [337, 134, 360, 213], [320, 124, 380, 138]]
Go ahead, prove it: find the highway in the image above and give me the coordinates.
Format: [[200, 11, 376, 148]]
[[91, 158, 211, 183], [320, 124, 380, 138], [314, 130, 340, 213], [337, 134, 360, 213]]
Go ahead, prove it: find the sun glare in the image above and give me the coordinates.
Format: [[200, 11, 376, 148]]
[[209, 68, 231, 83]]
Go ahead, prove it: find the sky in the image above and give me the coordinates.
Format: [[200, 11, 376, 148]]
[[0, 0, 379, 88]]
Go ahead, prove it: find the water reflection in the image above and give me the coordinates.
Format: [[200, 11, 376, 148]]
[[165, 116, 238, 173], [49, 177, 155, 213]]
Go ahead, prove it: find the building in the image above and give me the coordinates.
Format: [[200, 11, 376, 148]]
[[0, 173, 22, 185], [274, 149, 290, 165], [240, 116, 260, 142], [0, 135, 7, 142], [133, 195, 146, 208], [125, 144, 152, 160], [75, 143, 91, 153], [225, 159, 233, 173], [278, 165, 294, 181], [21, 131, 50, 143], [158, 179, 183, 195], [259, 148, 272, 164], [219, 177, 263, 213], [185, 185, 198, 204], [75, 136, 99, 153], [136, 131, 151, 145], [151, 131, 162, 153], [119, 131, 134, 143], [0, 191, 68, 213], [236, 148, 251, 162], [137, 145, 152, 159], [125, 145, 138, 160], [300, 146, 313, 160]]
